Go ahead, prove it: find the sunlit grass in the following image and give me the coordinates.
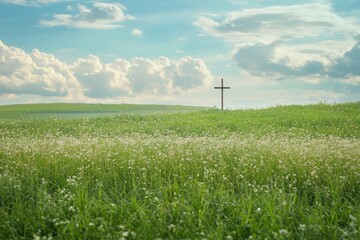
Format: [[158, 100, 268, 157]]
[[0, 102, 359, 239]]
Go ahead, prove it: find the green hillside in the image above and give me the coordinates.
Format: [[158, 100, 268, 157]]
[[0, 102, 359, 138], [0, 103, 206, 119], [0, 102, 359, 239]]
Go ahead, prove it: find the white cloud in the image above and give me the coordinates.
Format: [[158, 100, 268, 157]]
[[131, 28, 143, 37], [194, 3, 360, 82], [0, 41, 213, 100], [0, 93, 18, 99], [72, 54, 103, 75], [195, 3, 359, 47], [167, 56, 213, 91], [342, 76, 360, 86], [72, 55, 213, 98], [40, 2, 134, 29], [0, 40, 83, 98], [0, 0, 26, 4], [0, 0, 70, 6], [231, 39, 360, 80], [72, 55, 132, 98]]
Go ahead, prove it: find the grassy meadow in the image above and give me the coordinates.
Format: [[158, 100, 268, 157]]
[[0, 102, 360, 239]]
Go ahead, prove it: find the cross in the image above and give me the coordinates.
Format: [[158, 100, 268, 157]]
[[214, 78, 230, 110]]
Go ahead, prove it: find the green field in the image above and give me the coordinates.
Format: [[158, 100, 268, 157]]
[[1, 102, 360, 239]]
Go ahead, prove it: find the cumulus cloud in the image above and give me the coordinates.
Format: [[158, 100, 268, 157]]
[[73, 55, 213, 98], [0, 41, 213, 100], [40, 2, 134, 29], [72, 55, 132, 98], [127, 57, 171, 95], [231, 40, 360, 83], [0, 40, 82, 97], [194, 3, 360, 83], [131, 28, 143, 37], [167, 56, 213, 91], [233, 42, 326, 77], [129, 56, 213, 94]]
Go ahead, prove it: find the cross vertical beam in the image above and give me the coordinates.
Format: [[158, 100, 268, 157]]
[[214, 78, 230, 111]]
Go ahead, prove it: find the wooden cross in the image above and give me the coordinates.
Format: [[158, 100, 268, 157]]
[[214, 78, 230, 111]]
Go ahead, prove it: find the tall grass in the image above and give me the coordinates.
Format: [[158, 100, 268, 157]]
[[0, 103, 359, 239]]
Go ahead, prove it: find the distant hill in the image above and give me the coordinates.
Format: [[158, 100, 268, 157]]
[[0, 103, 208, 119]]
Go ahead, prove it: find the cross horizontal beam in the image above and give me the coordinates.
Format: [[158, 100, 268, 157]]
[[214, 87, 230, 89]]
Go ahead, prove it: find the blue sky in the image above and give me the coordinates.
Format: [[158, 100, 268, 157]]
[[0, 0, 359, 108]]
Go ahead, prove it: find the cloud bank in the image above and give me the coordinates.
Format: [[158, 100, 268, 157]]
[[40, 2, 134, 29], [195, 3, 360, 84], [73, 55, 212, 98], [0, 41, 213, 100]]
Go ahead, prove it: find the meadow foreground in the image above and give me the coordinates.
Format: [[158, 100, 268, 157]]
[[0, 103, 360, 239]]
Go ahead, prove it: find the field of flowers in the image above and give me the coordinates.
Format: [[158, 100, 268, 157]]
[[0, 103, 359, 239]]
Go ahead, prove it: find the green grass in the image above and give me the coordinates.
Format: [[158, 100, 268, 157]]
[[0, 103, 207, 119], [0, 102, 360, 239]]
